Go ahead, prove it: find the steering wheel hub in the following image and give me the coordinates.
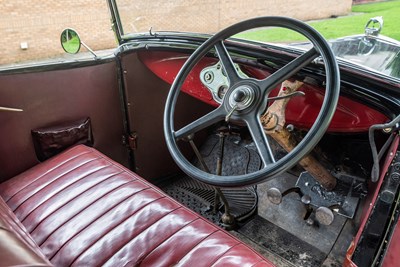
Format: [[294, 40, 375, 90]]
[[228, 85, 255, 110]]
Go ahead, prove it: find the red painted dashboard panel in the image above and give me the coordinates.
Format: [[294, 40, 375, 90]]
[[138, 51, 388, 132]]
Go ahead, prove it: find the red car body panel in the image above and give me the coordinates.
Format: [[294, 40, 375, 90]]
[[382, 217, 400, 267], [139, 51, 388, 133], [344, 135, 400, 267]]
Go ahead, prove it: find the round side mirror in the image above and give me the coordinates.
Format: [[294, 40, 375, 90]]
[[60, 29, 81, 54]]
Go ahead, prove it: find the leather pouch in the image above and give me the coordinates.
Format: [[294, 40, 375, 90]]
[[31, 117, 93, 161]]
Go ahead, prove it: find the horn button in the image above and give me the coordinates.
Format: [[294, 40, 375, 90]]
[[228, 85, 255, 110]]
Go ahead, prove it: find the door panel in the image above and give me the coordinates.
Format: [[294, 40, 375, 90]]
[[0, 61, 127, 182]]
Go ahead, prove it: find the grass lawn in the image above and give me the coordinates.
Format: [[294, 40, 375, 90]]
[[235, 0, 400, 42]]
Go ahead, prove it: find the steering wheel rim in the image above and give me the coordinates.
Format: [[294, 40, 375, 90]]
[[164, 16, 340, 187]]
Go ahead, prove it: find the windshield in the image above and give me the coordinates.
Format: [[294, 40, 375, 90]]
[[331, 35, 400, 78], [113, 0, 400, 79], [113, 0, 354, 36], [115, 0, 224, 35]]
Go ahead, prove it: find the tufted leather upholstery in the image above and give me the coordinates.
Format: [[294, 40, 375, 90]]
[[0, 145, 273, 267]]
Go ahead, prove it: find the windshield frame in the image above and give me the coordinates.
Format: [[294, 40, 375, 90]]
[[107, 0, 124, 43]]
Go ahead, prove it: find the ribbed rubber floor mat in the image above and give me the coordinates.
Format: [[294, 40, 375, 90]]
[[162, 176, 257, 225], [160, 134, 261, 225]]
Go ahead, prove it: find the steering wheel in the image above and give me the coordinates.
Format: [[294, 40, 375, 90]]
[[164, 16, 340, 187]]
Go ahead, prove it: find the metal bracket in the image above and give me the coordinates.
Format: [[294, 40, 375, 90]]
[[123, 132, 138, 150], [199, 61, 248, 104], [295, 171, 364, 219]]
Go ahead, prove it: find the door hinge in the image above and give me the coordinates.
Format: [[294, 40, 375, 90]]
[[123, 132, 138, 150]]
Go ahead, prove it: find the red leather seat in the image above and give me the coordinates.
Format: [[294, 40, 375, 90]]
[[0, 145, 273, 267], [0, 197, 52, 267]]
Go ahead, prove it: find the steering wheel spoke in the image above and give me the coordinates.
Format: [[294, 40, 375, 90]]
[[215, 41, 241, 84], [174, 106, 225, 140], [245, 115, 276, 166], [258, 47, 319, 95]]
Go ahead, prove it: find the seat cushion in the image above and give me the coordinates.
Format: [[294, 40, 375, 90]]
[[0, 145, 273, 267], [0, 196, 53, 267]]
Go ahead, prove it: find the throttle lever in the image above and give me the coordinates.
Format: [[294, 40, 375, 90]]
[[267, 91, 305, 101]]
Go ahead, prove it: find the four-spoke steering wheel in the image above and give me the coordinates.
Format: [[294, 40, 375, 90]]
[[164, 16, 340, 187]]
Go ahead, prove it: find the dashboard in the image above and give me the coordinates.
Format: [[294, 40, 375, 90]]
[[138, 50, 388, 132]]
